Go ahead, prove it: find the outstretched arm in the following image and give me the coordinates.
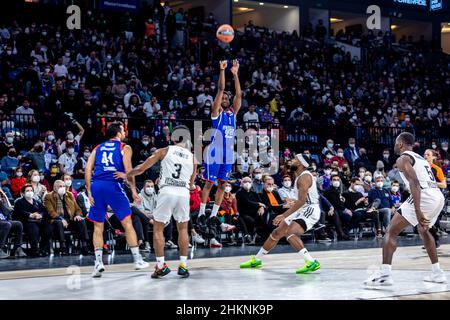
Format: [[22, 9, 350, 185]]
[[212, 60, 227, 118], [116, 147, 168, 180], [84, 149, 96, 205], [230, 59, 242, 114]]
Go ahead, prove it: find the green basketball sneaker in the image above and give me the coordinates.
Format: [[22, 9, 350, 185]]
[[295, 260, 320, 274], [240, 256, 262, 269]]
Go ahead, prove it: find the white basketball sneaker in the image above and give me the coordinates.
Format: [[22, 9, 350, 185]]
[[92, 262, 105, 278], [134, 258, 150, 270], [364, 270, 394, 287], [424, 270, 447, 284]]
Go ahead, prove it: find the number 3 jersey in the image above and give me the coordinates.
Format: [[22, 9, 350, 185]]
[[159, 145, 193, 195], [93, 140, 126, 182]]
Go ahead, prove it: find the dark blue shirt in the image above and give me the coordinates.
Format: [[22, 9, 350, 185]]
[[368, 187, 393, 209]]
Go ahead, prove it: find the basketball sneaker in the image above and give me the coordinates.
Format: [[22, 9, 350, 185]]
[[134, 259, 150, 270], [178, 263, 190, 278], [220, 223, 237, 233], [151, 263, 171, 279], [364, 270, 393, 286], [209, 238, 222, 248], [424, 269, 447, 284], [92, 261, 105, 278], [240, 256, 262, 269], [295, 260, 321, 274], [192, 233, 205, 244]]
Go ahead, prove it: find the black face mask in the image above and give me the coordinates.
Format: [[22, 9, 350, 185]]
[[8, 152, 16, 157]]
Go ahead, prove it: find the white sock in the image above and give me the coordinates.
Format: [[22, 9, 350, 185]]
[[198, 203, 206, 217], [210, 204, 220, 218], [432, 263, 441, 272], [156, 256, 165, 269], [130, 246, 141, 262], [180, 256, 188, 267], [255, 248, 268, 260], [95, 248, 103, 264], [299, 248, 314, 262], [381, 264, 392, 275]]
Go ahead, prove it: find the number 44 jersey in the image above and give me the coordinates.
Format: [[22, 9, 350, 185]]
[[159, 145, 193, 195], [93, 140, 126, 182]]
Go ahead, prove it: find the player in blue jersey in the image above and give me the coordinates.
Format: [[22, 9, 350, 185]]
[[85, 122, 149, 277], [198, 60, 242, 247]]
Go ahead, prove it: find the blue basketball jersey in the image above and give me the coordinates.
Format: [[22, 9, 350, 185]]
[[93, 140, 126, 182], [210, 109, 236, 153]]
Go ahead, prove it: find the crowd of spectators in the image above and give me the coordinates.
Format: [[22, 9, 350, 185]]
[[0, 3, 449, 258]]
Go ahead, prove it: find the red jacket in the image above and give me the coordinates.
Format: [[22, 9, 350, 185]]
[[11, 177, 26, 198], [190, 187, 209, 212]]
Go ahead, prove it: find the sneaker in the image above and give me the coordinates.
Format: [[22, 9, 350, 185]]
[[220, 223, 237, 233], [424, 270, 447, 284], [296, 259, 321, 274], [14, 247, 27, 258], [317, 236, 332, 243], [151, 263, 171, 279], [0, 250, 9, 259], [192, 233, 205, 244], [364, 270, 393, 286], [165, 240, 178, 249], [376, 230, 383, 238], [178, 263, 190, 278], [92, 262, 105, 278], [209, 238, 222, 248], [134, 259, 150, 270], [240, 256, 262, 269], [244, 234, 253, 244], [144, 242, 151, 251]]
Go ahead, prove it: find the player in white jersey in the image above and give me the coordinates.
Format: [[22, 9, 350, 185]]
[[240, 154, 321, 274], [365, 132, 446, 286], [115, 126, 196, 279]]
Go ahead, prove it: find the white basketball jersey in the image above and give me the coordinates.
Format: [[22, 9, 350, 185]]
[[293, 170, 320, 205], [399, 151, 438, 191], [159, 145, 193, 191]]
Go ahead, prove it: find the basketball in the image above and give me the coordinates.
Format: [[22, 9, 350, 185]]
[[216, 24, 234, 43]]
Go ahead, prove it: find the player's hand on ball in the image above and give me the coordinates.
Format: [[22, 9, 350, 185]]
[[273, 215, 285, 226], [114, 171, 127, 180], [230, 59, 239, 75], [219, 60, 227, 70]]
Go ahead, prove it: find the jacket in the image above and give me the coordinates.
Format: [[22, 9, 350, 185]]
[[44, 191, 82, 221], [259, 190, 285, 215]]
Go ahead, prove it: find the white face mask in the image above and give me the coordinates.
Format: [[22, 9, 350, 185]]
[[64, 180, 72, 187], [391, 186, 399, 193], [48, 135, 55, 141], [354, 185, 365, 194], [16, 172, 23, 177], [224, 186, 232, 193], [332, 181, 341, 188], [145, 187, 154, 194], [25, 191, 34, 199], [254, 174, 262, 180], [67, 133, 74, 140], [359, 172, 365, 178], [337, 152, 344, 158], [283, 181, 292, 188], [68, 148, 75, 155], [326, 154, 333, 159], [84, 152, 90, 158], [266, 186, 274, 193], [376, 182, 384, 188], [327, 143, 334, 149], [142, 140, 149, 146], [325, 169, 332, 176], [365, 176, 372, 183], [32, 175, 40, 183], [349, 143, 355, 148], [6, 137, 13, 144], [243, 182, 252, 191], [58, 187, 66, 196]]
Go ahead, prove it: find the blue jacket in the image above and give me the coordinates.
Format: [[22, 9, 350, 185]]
[[368, 187, 393, 209], [0, 156, 19, 176]]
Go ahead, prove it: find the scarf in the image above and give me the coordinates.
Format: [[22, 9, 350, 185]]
[[55, 193, 64, 218]]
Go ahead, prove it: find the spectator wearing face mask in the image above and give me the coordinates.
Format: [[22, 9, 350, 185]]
[[27, 169, 47, 202], [322, 139, 336, 156], [251, 168, 264, 193], [362, 172, 373, 193], [74, 147, 91, 179], [373, 161, 388, 181], [10, 167, 26, 198], [440, 142, 449, 160], [323, 175, 351, 240], [317, 166, 332, 191], [389, 181, 402, 209], [259, 176, 293, 217], [368, 176, 395, 233], [13, 184, 51, 257], [381, 148, 394, 170], [43, 131, 62, 171], [331, 148, 348, 169], [24, 142, 46, 172], [323, 151, 334, 167], [236, 176, 267, 244], [355, 148, 372, 172], [243, 104, 260, 127], [343, 137, 360, 170], [0, 147, 19, 177], [62, 174, 78, 199], [278, 175, 296, 201], [0, 132, 16, 159], [219, 182, 249, 244], [44, 180, 89, 256], [58, 142, 77, 176], [60, 120, 85, 154]]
